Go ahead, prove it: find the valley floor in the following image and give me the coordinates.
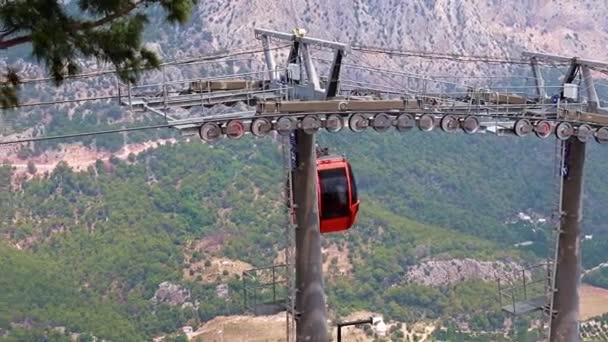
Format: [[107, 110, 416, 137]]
[[170, 286, 608, 342], [581, 284, 608, 320]]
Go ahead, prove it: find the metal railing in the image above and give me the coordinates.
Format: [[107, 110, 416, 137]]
[[497, 263, 550, 315], [243, 263, 291, 315]]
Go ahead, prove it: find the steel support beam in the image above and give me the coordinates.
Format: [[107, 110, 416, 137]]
[[550, 137, 586, 342], [301, 44, 322, 92], [261, 36, 278, 82], [293, 130, 327, 342], [325, 49, 344, 99], [581, 66, 601, 111], [522, 51, 608, 69], [254, 28, 349, 53], [288, 41, 301, 64], [530, 57, 548, 100], [563, 62, 579, 86]]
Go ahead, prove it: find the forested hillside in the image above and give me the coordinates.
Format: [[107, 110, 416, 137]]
[[0, 133, 540, 340], [320, 130, 608, 252], [1, 127, 606, 340]]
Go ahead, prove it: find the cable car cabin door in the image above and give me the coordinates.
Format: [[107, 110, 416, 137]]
[[317, 157, 359, 233]]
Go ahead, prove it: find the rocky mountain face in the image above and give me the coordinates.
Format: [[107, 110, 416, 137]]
[[5, 0, 608, 80], [406, 258, 529, 287], [164, 0, 607, 63]]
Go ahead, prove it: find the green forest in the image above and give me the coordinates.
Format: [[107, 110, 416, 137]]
[[1, 126, 608, 340]]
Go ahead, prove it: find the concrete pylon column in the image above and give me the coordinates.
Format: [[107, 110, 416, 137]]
[[550, 137, 586, 342], [293, 130, 327, 341]]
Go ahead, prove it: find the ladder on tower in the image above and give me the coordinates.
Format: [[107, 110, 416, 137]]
[[496, 137, 565, 341], [542, 135, 566, 340], [281, 132, 297, 342]]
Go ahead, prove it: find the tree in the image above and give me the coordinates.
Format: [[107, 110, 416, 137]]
[[26, 160, 36, 175], [0, 0, 197, 108]]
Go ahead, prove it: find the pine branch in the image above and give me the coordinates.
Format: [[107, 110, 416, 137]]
[[0, 35, 32, 49], [0, 28, 17, 38], [0, 1, 142, 50], [0, 0, 196, 107], [75, 1, 141, 30]]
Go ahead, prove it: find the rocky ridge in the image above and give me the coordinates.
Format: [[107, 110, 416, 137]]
[[406, 258, 530, 287]]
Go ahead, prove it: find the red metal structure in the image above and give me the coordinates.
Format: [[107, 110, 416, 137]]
[[316, 155, 359, 233], [286, 153, 359, 233]]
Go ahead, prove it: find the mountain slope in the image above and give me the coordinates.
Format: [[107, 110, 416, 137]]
[[152, 0, 608, 61], [1, 130, 607, 339], [0, 243, 141, 341], [0, 136, 525, 339]]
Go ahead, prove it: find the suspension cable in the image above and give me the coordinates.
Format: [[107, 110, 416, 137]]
[[351, 45, 572, 66]]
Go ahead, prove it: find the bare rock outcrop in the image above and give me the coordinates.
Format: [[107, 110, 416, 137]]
[[151, 281, 191, 306], [406, 258, 530, 286]]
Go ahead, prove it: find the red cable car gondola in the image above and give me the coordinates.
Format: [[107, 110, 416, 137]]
[[316, 155, 359, 233], [286, 149, 360, 234]]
